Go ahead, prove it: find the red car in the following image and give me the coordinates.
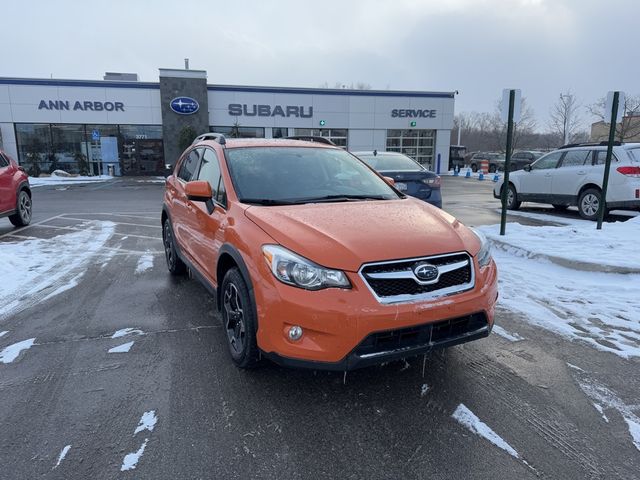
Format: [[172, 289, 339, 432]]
[[0, 149, 32, 227]]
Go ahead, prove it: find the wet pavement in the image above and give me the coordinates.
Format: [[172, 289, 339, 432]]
[[1, 177, 638, 479]]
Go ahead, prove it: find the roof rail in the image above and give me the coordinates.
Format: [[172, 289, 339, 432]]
[[558, 141, 623, 149], [285, 135, 336, 146], [193, 132, 226, 146]]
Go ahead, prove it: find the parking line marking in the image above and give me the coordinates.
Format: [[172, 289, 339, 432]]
[[60, 216, 161, 229], [0, 214, 64, 240], [22, 223, 160, 240]]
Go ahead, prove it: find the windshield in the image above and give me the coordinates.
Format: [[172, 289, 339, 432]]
[[358, 154, 423, 171], [225, 147, 400, 204]]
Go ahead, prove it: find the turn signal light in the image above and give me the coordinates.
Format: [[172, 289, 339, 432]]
[[616, 166, 640, 177]]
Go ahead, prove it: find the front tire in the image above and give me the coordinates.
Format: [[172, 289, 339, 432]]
[[9, 190, 32, 227], [221, 268, 260, 369], [506, 184, 521, 210], [163, 219, 186, 275], [578, 188, 603, 221]]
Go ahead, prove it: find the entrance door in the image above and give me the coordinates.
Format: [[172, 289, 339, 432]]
[[121, 139, 165, 176]]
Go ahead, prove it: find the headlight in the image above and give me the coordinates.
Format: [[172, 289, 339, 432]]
[[471, 228, 492, 267], [262, 245, 350, 290]]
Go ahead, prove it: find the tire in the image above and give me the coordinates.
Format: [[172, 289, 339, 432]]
[[578, 188, 603, 221], [552, 204, 569, 212], [489, 164, 497, 173], [506, 184, 521, 210], [220, 268, 260, 368], [163, 219, 187, 275], [9, 190, 32, 227], [471, 164, 478, 173]]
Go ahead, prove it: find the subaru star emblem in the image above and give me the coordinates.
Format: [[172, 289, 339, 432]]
[[413, 262, 439, 282], [170, 96, 199, 115]]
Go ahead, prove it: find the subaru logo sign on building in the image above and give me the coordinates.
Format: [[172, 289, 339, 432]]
[[170, 97, 199, 115]]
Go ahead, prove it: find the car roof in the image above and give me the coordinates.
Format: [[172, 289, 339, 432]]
[[195, 138, 339, 149], [352, 151, 406, 156]]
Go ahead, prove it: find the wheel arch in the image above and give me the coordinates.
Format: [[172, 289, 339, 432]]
[[216, 244, 257, 320], [578, 183, 601, 198]]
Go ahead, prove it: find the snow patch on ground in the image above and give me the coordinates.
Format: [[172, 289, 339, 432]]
[[480, 217, 640, 270], [112, 328, 144, 339], [452, 404, 519, 458], [30, 175, 113, 187], [0, 338, 36, 364], [578, 378, 640, 451], [134, 411, 158, 435], [0, 331, 8, 338], [492, 325, 524, 342], [482, 219, 640, 358], [0, 221, 115, 320], [135, 253, 154, 274], [54, 445, 71, 468], [108, 341, 134, 353], [135, 177, 166, 184], [566, 362, 585, 372], [592, 403, 610, 423], [121, 439, 148, 471], [420, 384, 430, 397]]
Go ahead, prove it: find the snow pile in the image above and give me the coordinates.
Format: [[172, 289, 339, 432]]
[[481, 219, 640, 358], [108, 341, 134, 353], [479, 217, 640, 271], [135, 253, 154, 274], [121, 410, 158, 471], [0, 222, 115, 320], [29, 175, 113, 187]]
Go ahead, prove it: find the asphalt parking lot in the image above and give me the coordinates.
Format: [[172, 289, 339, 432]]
[[1, 177, 639, 480]]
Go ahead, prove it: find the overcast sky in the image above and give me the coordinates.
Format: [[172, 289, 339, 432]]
[[1, 0, 635, 131]]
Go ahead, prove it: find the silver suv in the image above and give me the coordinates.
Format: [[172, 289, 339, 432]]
[[494, 142, 640, 220]]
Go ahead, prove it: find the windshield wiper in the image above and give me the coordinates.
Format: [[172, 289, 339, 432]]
[[300, 194, 392, 203], [240, 198, 300, 206]]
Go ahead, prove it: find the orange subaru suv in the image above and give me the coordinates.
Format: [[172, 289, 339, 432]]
[[162, 134, 498, 370]]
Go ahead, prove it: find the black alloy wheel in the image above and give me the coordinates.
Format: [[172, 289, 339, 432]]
[[163, 219, 186, 275]]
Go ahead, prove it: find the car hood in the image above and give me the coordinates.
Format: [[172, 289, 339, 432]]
[[245, 199, 477, 272]]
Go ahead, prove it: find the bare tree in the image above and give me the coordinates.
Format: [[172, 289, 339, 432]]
[[587, 94, 640, 141], [549, 91, 581, 144], [489, 97, 537, 152]]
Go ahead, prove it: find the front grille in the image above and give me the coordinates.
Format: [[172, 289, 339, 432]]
[[360, 252, 474, 303], [354, 312, 488, 358]]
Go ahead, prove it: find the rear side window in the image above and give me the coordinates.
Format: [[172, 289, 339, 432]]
[[178, 148, 202, 182], [0, 153, 8, 168], [627, 148, 640, 163], [560, 150, 589, 167], [594, 150, 620, 165], [197, 148, 226, 206]]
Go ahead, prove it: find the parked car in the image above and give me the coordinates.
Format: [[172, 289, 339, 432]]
[[162, 136, 498, 370], [509, 150, 544, 171], [469, 152, 505, 173], [494, 142, 640, 220], [449, 145, 467, 169], [353, 151, 442, 208], [0, 149, 31, 227]]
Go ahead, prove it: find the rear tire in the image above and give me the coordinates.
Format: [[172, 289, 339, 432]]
[[578, 188, 602, 221], [221, 268, 260, 369], [9, 190, 32, 227], [163, 219, 186, 275], [506, 184, 521, 210], [552, 204, 569, 212]]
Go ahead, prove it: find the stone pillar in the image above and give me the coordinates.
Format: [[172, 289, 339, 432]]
[[159, 68, 209, 167]]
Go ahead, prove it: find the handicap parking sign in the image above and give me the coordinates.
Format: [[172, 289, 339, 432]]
[[91, 129, 100, 141]]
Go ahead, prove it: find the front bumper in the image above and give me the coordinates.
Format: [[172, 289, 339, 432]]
[[263, 312, 492, 371], [253, 255, 498, 370]]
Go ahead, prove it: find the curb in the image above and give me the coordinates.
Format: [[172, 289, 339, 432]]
[[489, 238, 640, 274]]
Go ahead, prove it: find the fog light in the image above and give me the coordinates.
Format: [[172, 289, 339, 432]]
[[288, 325, 303, 341]]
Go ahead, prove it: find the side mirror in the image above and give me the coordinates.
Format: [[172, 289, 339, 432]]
[[185, 180, 215, 214], [383, 176, 395, 186], [523, 164, 532, 172]]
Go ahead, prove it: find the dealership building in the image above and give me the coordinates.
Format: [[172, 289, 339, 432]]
[[0, 69, 455, 176]]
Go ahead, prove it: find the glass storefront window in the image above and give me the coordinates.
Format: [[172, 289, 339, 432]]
[[118, 125, 164, 175], [86, 125, 119, 176], [50, 124, 87, 175], [210, 126, 265, 138], [386, 129, 436, 167], [272, 127, 288, 138], [15, 124, 52, 177], [292, 128, 348, 148]]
